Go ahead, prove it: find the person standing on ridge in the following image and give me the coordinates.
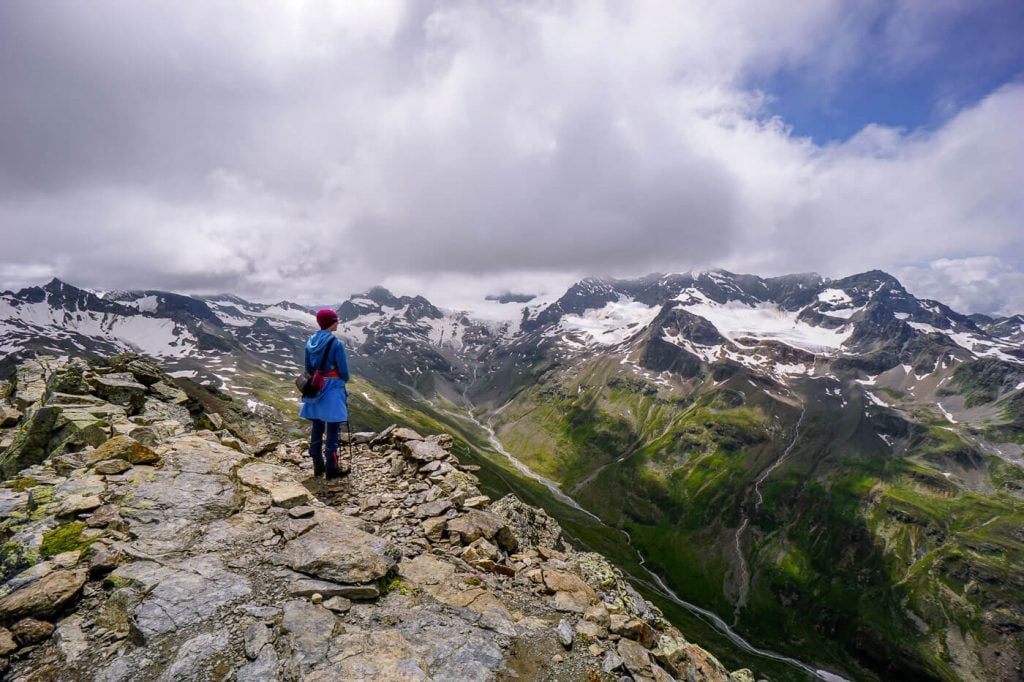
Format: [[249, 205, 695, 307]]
[[300, 309, 350, 479]]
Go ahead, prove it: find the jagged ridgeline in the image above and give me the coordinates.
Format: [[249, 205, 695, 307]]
[[0, 353, 755, 680]]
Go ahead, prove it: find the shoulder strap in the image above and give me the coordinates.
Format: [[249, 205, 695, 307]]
[[316, 337, 335, 372]]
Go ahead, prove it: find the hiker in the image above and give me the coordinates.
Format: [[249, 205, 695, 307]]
[[300, 309, 350, 478]]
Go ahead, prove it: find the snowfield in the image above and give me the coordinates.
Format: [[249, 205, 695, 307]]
[[559, 298, 661, 346], [674, 294, 851, 354]]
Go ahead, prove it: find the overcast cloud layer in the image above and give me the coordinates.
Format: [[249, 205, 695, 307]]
[[1, 1, 1022, 314]]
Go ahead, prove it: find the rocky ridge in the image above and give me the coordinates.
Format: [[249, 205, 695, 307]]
[[0, 355, 755, 681]]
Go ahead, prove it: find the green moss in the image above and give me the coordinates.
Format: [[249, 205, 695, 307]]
[[2, 477, 39, 492], [380, 575, 415, 596], [40, 522, 94, 558]]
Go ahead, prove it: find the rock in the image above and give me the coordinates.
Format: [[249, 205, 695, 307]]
[[237, 462, 310, 509], [602, 650, 625, 674], [329, 630, 429, 679], [53, 615, 88, 664], [323, 596, 352, 613], [11, 617, 55, 645], [0, 405, 22, 428], [219, 432, 247, 452], [244, 619, 273, 660], [86, 435, 160, 465], [576, 620, 608, 640], [85, 504, 123, 528], [88, 373, 148, 410], [254, 439, 280, 457], [543, 569, 595, 595], [402, 440, 447, 462], [281, 599, 336, 668], [148, 381, 189, 405], [127, 426, 161, 448], [288, 506, 315, 519], [553, 590, 593, 613], [447, 510, 518, 552], [54, 493, 104, 517], [617, 617, 658, 648], [421, 515, 447, 542], [618, 638, 653, 677], [462, 537, 500, 564], [283, 511, 399, 585], [0, 628, 17, 656], [93, 458, 132, 475], [463, 495, 490, 509], [556, 619, 575, 648], [85, 544, 128, 576], [585, 602, 611, 627], [236, 641, 280, 681], [106, 355, 165, 387], [398, 554, 456, 587], [0, 568, 87, 621], [729, 669, 756, 682], [490, 494, 565, 551], [159, 631, 230, 681], [416, 498, 451, 518], [110, 557, 251, 642], [391, 427, 423, 442]]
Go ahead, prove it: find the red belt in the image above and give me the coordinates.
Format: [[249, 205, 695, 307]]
[[323, 370, 341, 379]]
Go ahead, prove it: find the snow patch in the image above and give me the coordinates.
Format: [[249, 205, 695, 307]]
[[559, 298, 660, 346], [675, 298, 850, 353], [817, 288, 852, 305]]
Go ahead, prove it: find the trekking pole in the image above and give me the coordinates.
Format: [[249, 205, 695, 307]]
[[346, 420, 353, 461]]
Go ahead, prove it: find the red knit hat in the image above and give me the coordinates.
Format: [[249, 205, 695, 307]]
[[316, 309, 339, 329]]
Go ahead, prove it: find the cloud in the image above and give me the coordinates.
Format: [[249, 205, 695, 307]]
[[0, 1, 1021, 313], [896, 257, 1024, 317]]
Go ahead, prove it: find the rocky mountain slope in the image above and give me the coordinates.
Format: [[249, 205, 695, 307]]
[[0, 354, 754, 681], [2, 270, 1023, 680]]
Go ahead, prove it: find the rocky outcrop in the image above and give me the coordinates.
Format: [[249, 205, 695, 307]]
[[0, 355, 752, 681]]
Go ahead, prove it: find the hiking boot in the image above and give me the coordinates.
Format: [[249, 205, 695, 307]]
[[325, 451, 342, 480], [313, 461, 325, 477]]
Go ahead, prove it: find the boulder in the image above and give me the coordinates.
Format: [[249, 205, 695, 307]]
[[489, 494, 564, 551], [421, 516, 447, 542], [93, 459, 132, 475], [397, 554, 456, 587], [148, 381, 189, 405], [391, 427, 423, 442], [401, 440, 447, 463], [617, 638, 653, 677], [415, 498, 451, 518], [11, 617, 54, 645], [86, 435, 160, 465], [106, 355, 166, 387], [0, 628, 16, 656], [54, 494, 104, 518], [446, 510, 518, 552], [0, 405, 22, 428], [282, 511, 398, 585], [556, 619, 574, 648], [0, 568, 88, 621], [88, 373, 148, 411], [236, 462, 310, 509]]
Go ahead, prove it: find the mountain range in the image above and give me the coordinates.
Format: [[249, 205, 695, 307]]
[[2, 270, 1022, 681]]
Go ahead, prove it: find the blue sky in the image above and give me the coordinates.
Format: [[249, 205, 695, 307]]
[[756, 1, 1024, 142]]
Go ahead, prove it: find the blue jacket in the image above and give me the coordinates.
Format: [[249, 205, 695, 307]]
[[299, 330, 349, 423]]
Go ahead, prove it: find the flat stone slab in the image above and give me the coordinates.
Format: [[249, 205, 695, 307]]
[[236, 462, 310, 509], [282, 510, 398, 585], [110, 557, 251, 642]]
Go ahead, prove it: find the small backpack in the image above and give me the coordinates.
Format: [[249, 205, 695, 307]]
[[295, 337, 335, 398]]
